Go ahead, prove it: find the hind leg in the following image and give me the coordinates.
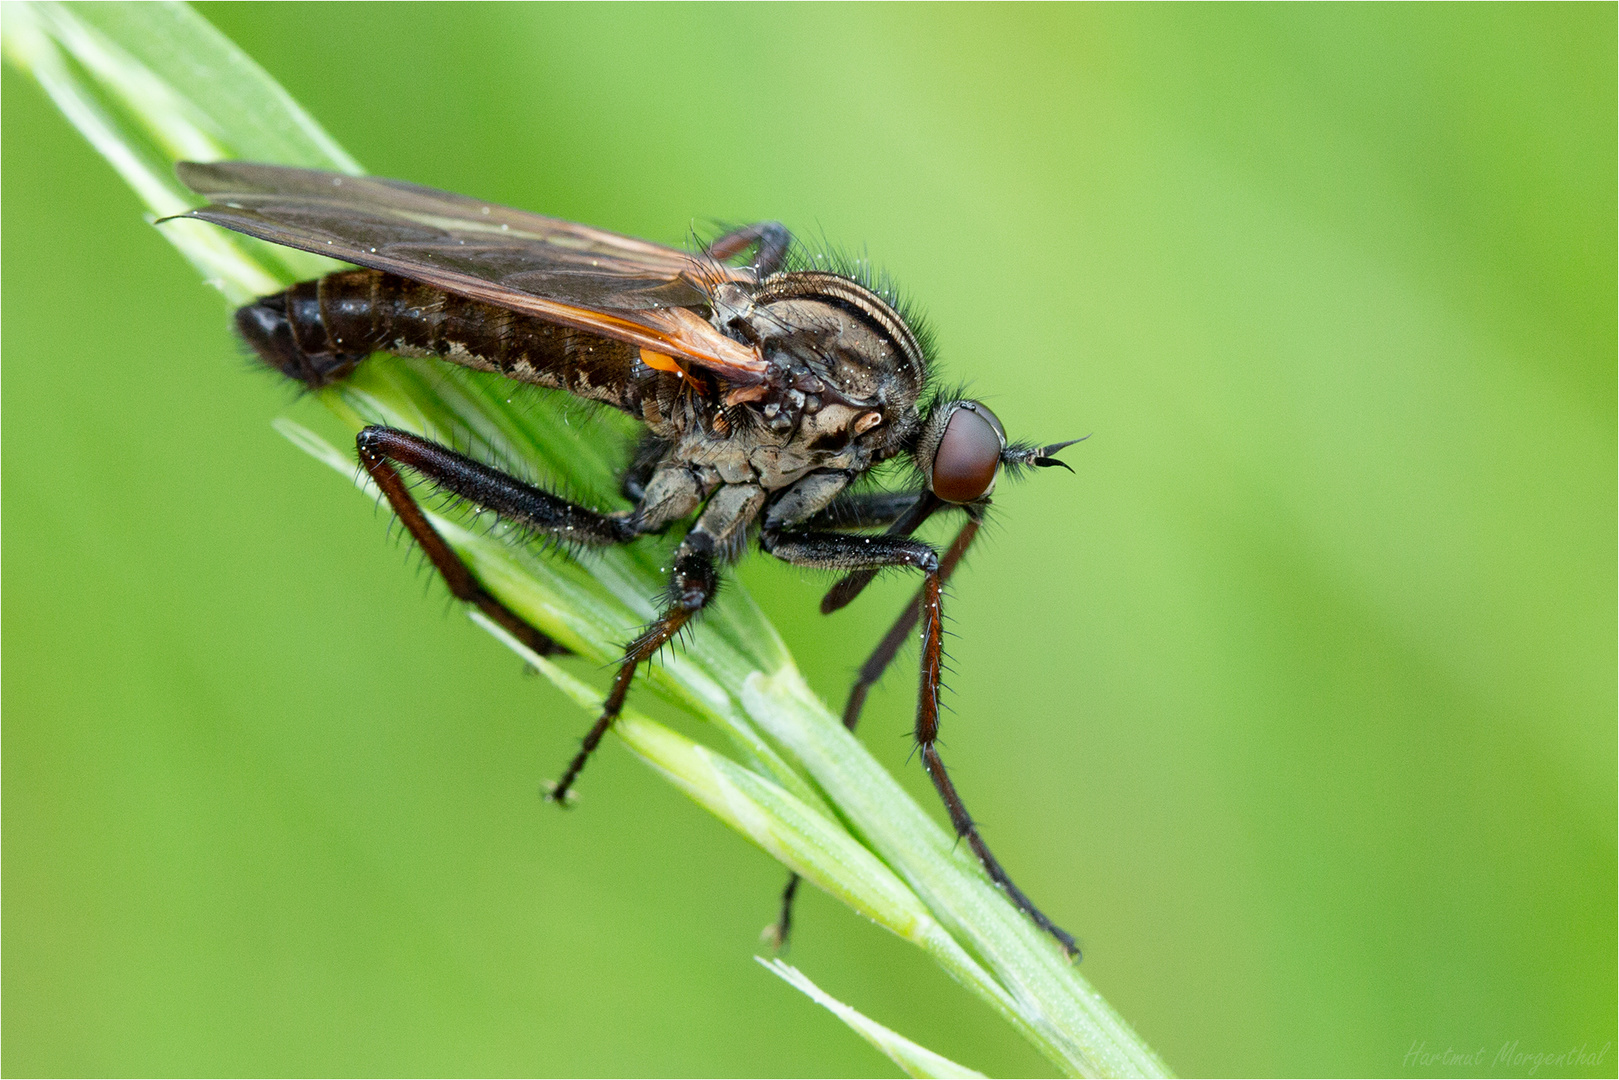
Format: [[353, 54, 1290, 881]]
[[355, 425, 643, 660]]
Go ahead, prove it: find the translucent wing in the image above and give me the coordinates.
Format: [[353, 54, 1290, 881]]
[[172, 161, 766, 382]]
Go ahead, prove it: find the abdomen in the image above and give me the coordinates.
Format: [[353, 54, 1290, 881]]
[[234, 269, 659, 415]]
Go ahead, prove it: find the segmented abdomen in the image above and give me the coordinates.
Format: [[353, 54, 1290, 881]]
[[234, 269, 664, 417]]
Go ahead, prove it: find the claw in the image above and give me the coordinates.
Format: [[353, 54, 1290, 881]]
[[542, 780, 580, 807]]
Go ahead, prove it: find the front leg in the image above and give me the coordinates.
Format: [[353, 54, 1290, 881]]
[[770, 486, 978, 730], [704, 221, 792, 277], [760, 526, 1080, 959], [819, 492, 944, 614], [802, 489, 926, 531], [764, 506, 976, 950], [839, 514, 982, 732]]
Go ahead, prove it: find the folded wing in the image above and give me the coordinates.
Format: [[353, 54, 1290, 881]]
[[173, 161, 766, 382]]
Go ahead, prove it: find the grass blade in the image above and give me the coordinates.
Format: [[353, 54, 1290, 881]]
[[4, 4, 1172, 1075], [759, 959, 987, 1080]]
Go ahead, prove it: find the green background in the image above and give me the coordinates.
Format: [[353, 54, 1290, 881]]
[[4, 4, 1613, 1076]]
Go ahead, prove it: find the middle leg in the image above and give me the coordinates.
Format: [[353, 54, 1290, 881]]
[[355, 424, 717, 806], [548, 544, 717, 803], [550, 484, 760, 802]]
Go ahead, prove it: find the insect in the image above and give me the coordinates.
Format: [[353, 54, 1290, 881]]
[[172, 161, 1082, 956]]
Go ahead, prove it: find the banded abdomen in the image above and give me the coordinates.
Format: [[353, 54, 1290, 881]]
[[234, 268, 667, 417]]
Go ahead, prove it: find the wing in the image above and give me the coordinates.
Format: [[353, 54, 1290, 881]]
[[172, 161, 766, 383]]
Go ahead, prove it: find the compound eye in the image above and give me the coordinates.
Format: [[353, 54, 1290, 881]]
[[932, 404, 1004, 503]]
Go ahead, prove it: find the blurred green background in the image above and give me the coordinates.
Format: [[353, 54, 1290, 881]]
[[3, 4, 1613, 1076]]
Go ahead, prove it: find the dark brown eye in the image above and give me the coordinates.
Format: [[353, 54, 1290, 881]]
[[932, 405, 1003, 503]]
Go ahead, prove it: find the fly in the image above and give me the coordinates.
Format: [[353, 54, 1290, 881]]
[[171, 161, 1082, 956]]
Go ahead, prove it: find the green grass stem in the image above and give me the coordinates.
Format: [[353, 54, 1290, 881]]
[[4, 3, 1172, 1075]]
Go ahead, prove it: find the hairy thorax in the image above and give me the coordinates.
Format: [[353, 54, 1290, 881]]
[[672, 396, 883, 491], [683, 282, 925, 490]]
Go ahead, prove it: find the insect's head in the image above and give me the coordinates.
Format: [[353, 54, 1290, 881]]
[[915, 399, 1081, 504]]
